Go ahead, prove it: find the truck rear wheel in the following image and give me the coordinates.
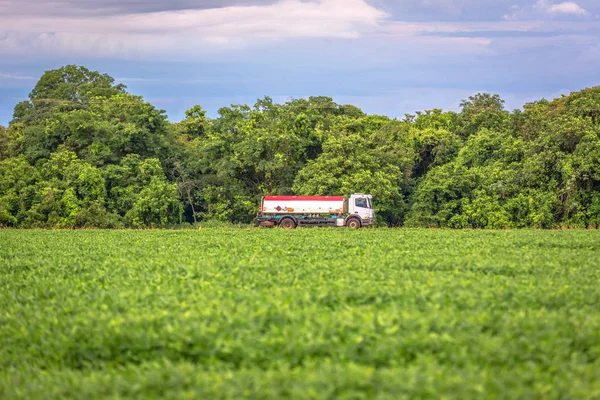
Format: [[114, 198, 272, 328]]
[[279, 218, 297, 229], [346, 218, 361, 229]]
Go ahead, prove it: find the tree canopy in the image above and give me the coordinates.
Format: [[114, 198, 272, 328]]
[[1, 65, 599, 228]]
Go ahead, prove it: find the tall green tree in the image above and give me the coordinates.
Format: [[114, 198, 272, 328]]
[[12, 65, 126, 126]]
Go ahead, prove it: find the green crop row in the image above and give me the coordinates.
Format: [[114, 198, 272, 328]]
[[1, 229, 599, 399]]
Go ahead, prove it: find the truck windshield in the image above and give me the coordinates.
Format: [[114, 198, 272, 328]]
[[355, 198, 369, 208]]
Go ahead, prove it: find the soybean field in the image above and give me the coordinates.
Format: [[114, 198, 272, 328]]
[[1, 229, 600, 399]]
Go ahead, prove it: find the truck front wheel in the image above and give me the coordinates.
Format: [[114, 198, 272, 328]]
[[279, 218, 297, 229], [346, 218, 361, 229]]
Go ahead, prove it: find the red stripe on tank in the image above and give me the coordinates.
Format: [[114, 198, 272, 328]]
[[264, 196, 344, 201]]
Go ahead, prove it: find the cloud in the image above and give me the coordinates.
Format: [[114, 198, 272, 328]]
[[0, 0, 278, 16], [382, 19, 597, 41], [0, 72, 36, 80], [534, 0, 587, 15], [0, 0, 388, 58], [505, 0, 588, 19], [116, 77, 248, 84], [1, 0, 596, 62], [368, 0, 520, 22]]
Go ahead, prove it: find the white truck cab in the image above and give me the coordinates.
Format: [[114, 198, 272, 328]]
[[348, 194, 375, 226]]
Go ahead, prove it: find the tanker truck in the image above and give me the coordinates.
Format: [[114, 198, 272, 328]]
[[254, 194, 375, 229]]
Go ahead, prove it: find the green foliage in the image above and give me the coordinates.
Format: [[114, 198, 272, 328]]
[[1, 64, 599, 228], [101, 155, 182, 227], [293, 116, 410, 224], [12, 65, 126, 126], [459, 93, 509, 138], [187, 96, 361, 223], [19, 93, 172, 166], [0, 125, 7, 160], [1, 229, 600, 399], [29, 64, 126, 102], [407, 91, 600, 229], [175, 105, 210, 139], [124, 175, 182, 228]]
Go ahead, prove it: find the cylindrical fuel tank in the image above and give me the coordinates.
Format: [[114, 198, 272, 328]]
[[263, 196, 344, 214]]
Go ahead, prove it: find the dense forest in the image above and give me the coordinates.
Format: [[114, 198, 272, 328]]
[[1, 65, 599, 228]]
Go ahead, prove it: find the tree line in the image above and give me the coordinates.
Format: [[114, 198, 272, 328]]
[[1, 65, 599, 228]]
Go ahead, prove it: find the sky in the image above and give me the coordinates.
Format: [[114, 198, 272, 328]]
[[0, 0, 599, 125]]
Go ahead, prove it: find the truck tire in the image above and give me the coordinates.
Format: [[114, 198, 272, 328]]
[[346, 218, 361, 229], [279, 218, 297, 229]]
